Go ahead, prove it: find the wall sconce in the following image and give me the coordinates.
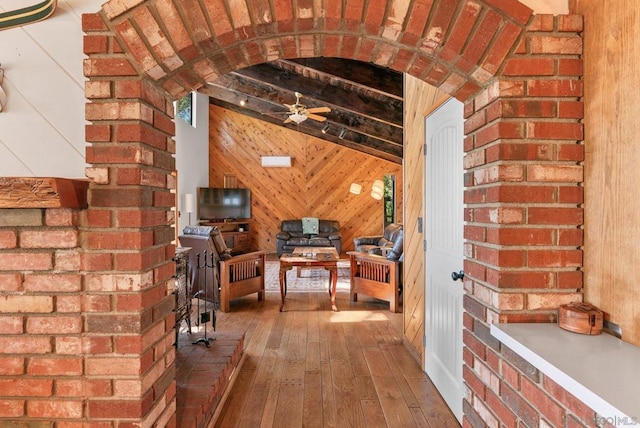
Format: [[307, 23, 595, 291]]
[[184, 193, 195, 225], [338, 128, 346, 139], [370, 179, 384, 200], [349, 179, 384, 199], [239, 97, 248, 106], [349, 183, 362, 195], [322, 123, 330, 134], [0, 65, 6, 112]]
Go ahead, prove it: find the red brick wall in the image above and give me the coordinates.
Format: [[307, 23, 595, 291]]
[[462, 15, 592, 427], [464, 14, 584, 325], [0, 0, 600, 426], [464, 341, 603, 427], [0, 207, 86, 420], [94, 0, 535, 102]]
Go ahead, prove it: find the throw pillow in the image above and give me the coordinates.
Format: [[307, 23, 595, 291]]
[[302, 217, 319, 235]]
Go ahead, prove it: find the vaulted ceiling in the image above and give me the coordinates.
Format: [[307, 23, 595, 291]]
[[199, 58, 404, 164]]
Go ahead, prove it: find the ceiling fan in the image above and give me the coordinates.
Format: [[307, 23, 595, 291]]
[[280, 92, 331, 124]]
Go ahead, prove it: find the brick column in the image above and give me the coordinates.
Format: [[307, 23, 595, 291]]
[[462, 15, 590, 426], [82, 13, 178, 425]]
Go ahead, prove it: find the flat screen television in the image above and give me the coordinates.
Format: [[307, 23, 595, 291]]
[[197, 187, 251, 221]]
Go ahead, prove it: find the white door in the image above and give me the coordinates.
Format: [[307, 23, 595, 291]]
[[424, 97, 464, 423]]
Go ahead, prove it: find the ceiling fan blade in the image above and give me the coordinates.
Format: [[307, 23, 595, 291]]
[[283, 117, 293, 124], [306, 107, 331, 114], [307, 113, 327, 122], [262, 111, 287, 117]]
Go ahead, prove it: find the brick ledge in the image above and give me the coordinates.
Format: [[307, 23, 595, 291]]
[[175, 332, 245, 428], [0, 177, 89, 208], [491, 323, 639, 424]]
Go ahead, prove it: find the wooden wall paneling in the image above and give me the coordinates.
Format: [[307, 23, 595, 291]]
[[573, 0, 640, 345], [208, 104, 402, 257], [402, 75, 448, 362]]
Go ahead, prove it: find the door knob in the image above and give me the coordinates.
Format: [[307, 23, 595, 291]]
[[451, 270, 465, 281]]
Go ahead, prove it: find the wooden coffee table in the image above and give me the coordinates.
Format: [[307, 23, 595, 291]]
[[278, 247, 339, 312]]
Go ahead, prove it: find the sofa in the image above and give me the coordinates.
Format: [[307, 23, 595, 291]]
[[276, 219, 342, 256], [353, 223, 404, 261]]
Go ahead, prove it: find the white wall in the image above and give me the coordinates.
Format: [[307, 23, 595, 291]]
[[175, 92, 209, 235], [0, 0, 210, 232], [0, 0, 102, 177]]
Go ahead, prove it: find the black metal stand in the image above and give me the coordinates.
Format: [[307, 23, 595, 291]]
[[173, 247, 192, 347], [192, 251, 216, 347]]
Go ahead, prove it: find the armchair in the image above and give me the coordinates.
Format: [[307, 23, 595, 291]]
[[348, 252, 401, 312], [353, 223, 403, 261], [178, 226, 266, 312], [349, 223, 404, 312]]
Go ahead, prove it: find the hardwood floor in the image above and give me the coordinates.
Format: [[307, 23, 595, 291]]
[[206, 290, 459, 428]]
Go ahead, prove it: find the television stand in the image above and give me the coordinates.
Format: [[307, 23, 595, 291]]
[[200, 219, 251, 254]]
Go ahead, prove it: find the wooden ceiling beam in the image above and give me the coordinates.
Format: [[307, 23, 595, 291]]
[[201, 85, 403, 164], [231, 63, 403, 127], [210, 72, 403, 145], [277, 58, 403, 101], [202, 58, 405, 163]]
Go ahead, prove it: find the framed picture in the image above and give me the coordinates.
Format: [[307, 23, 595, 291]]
[[223, 174, 237, 188], [176, 92, 193, 125]]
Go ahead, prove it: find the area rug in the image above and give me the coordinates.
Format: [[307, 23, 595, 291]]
[[264, 260, 351, 292]]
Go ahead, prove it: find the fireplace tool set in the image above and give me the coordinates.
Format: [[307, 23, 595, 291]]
[[192, 250, 216, 347]]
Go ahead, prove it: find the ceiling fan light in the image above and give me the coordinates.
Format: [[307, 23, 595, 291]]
[[289, 112, 306, 124]]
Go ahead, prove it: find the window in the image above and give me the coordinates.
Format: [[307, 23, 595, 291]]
[[176, 92, 194, 126], [383, 174, 395, 227]]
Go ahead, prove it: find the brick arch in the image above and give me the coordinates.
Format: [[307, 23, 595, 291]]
[[80, 0, 584, 426], [97, 0, 533, 101]]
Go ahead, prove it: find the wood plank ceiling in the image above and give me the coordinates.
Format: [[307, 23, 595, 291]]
[[200, 58, 404, 164]]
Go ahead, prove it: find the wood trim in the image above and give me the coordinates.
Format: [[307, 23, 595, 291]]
[[403, 76, 448, 364], [422, 94, 451, 118]]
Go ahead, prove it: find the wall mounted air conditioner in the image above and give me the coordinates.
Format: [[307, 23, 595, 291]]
[[261, 156, 291, 167]]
